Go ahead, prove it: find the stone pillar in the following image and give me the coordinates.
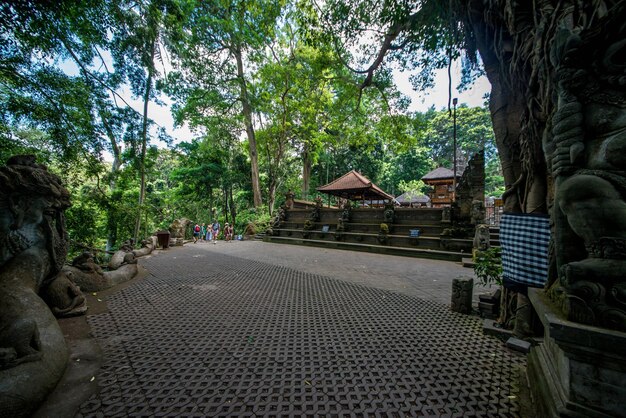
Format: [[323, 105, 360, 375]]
[[455, 151, 485, 224], [451, 277, 473, 314]]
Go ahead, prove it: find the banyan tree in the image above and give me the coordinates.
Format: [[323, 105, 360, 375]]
[[320, 1, 626, 415]]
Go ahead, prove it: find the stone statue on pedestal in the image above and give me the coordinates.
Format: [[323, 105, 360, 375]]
[[0, 155, 72, 416]]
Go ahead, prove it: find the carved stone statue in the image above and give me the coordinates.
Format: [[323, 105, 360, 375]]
[[64, 250, 138, 292], [473, 224, 491, 251], [108, 242, 136, 270], [285, 190, 295, 209], [335, 218, 346, 241], [545, 25, 626, 331], [272, 205, 287, 228], [133, 236, 156, 257], [383, 202, 395, 223], [168, 218, 190, 246], [41, 270, 87, 317], [470, 200, 485, 225], [441, 206, 452, 223], [0, 155, 71, 416], [340, 200, 351, 222], [309, 197, 322, 222]]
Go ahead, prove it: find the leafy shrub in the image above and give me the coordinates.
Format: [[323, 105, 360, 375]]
[[236, 206, 271, 235], [473, 247, 502, 286]]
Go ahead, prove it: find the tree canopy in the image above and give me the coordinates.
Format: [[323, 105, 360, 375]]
[[2, 0, 505, 252]]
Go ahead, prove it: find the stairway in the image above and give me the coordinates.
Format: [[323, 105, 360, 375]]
[[263, 207, 473, 262]]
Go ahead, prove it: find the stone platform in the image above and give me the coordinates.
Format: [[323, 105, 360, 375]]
[[74, 243, 524, 417], [267, 207, 473, 262]]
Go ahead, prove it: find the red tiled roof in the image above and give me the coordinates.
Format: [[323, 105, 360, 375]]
[[317, 170, 393, 200], [421, 167, 456, 180]]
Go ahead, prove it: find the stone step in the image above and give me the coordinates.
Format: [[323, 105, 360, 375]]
[[462, 257, 475, 268], [272, 228, 472, 252], [278, 222, 444, 235], [263, 236, 466, 262]]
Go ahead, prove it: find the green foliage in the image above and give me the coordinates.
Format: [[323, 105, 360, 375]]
[[66, 202, 104, 248], [397, 179, 427, 195], [0, 0, 507, 259], [236, 207, 271, 236], [473, 247, 503, 286]]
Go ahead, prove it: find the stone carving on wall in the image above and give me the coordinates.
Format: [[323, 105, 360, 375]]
[[545, 24, 626, 331], [0, 155, 72, 416]]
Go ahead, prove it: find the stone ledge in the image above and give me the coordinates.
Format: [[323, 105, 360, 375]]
[[529, 289, 626, 358], [528, 288, 626, 418]]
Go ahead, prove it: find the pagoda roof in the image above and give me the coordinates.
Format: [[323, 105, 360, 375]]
[[421, 167, 457, 181], [317, 170, 394, 201], [395, 191, 431, 204]]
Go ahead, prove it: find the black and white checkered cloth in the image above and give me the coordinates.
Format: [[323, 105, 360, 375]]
[[500, 213, 551, 289]]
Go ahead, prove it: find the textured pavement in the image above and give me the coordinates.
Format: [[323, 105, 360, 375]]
[[77, 242, 524, 417]]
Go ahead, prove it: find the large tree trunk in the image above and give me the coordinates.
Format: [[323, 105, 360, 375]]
[[268, 177, 277, 216], [134, 47, 155, 244], [464, 1, 548, 333], [228, 184, 236, 231], [234, 47, 262, 208], [302, 144, 311, 199], [100, 109, 122, 252]]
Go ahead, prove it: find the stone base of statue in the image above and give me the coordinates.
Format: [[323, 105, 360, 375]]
[[527, 288, 626, 418]]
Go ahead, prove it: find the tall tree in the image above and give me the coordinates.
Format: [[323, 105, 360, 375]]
[[167, 0, 286, 209], [111, 0, 183, 243], [0, 1, 112, 161]]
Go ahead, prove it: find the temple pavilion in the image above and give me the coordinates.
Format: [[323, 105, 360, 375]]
[[421, 167, 460, 207], [317, 170, 394, 207]]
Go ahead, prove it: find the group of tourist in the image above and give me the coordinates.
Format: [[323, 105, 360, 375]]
[[192, 220, 234, 244]]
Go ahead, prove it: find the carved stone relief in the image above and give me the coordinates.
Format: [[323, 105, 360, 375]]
[[0, 155, 72, 416], [546, 24, 626, 331]]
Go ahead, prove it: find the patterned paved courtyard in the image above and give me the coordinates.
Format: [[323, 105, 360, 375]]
[[77, 243, 525, 417]]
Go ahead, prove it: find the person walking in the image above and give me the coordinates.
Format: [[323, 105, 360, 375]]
[[200, 223, 207, 242], [211, 220, 220, 244], [206, 222, 212, 241], [224, 223, 234, 242], [192, 223, 201, 243]]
